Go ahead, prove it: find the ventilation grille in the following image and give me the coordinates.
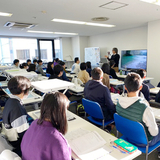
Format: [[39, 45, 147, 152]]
[[4, 22, 36, 29]]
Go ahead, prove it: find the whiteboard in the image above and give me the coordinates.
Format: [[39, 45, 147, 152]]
[[85, 47, 100, 66]]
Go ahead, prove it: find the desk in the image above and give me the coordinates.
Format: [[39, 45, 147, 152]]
[[66, 68, 72, 73], [151, 107, 160, 121], [117, 74, 154, 82], [150, 87, 160, 95], [31, 79, 74, 95], [110, 79, 124, 86], [4, 69, 38, 81], [2, 88, 43, 105], [69, 85, 84, 96], [66, 73, 76, 79], [28, 110, 141, 160], [0, 81, 8, 88]]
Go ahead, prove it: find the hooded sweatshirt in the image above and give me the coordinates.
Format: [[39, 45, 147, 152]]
[[84, 80, 115, 120], [116, 96, 158, 141]]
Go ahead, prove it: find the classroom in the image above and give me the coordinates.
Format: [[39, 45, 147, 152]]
[[0, 0, 160, 160]]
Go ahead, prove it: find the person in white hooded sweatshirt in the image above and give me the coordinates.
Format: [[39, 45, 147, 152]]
[[116, 73, 160, 156]]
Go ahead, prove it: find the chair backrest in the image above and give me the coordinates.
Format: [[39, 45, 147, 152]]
[[114, 113, 148, 145], [82, 98, 104, 120]]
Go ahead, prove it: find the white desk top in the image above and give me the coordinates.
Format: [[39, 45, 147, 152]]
[[69, 85, 84, 95], [31, 79, 74, 93], [110, 79, 124, 86], [150, 87, 160, 94], [66, 68, 72, 72], [28, 110, 141, 160], [0, 66, 13, 70], [151, 107, 160, 120], [3, 88, 43, 105], [4, 69, 38, 80], [117, 74, 154, 81]]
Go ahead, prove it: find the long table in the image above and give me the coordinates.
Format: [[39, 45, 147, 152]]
[[28, 110, 141, 160]]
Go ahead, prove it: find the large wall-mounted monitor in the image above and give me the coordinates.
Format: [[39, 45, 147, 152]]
[[121, 49, 147, 70]]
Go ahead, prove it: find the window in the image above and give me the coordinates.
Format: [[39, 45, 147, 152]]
[[54, 39, 63, 60], [16, 50, 30, 60], [0, 38, 38, 64], [35, 49, 47, 59]]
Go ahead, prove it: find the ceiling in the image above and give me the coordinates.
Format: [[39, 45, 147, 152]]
[[0, 0, 160, 38]]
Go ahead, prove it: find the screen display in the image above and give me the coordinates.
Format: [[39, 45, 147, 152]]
[[121, 49, 147, 70]]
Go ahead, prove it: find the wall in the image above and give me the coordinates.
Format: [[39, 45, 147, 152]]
[[88, 26, 148, 60], [79, 36, 89, 62], [61, 37, 73, 61], [71, 36, 80, 59], [148, 20, 160, 86]]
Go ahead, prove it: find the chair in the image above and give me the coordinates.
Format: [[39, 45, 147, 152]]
[[114, 113, 160, 160], [82, 98, 114, 129]]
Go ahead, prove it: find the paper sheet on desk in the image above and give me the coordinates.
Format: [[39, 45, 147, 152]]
[[79, 148, 116, 160], [65, 129, 106, 155]]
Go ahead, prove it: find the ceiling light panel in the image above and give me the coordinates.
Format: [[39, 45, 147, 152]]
[[100, 1, 128, 10], [140, 0, 160, 5], [27, 30, 78, 35], [0, 12, 12, 17], [52, 19, 115, 27]]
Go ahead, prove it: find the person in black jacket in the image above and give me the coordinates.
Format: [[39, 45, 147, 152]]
[[137, 69, 150, 101], [2, 76, 30, 156], [46, 62, 54, 75], [110, 60, 119, 79], [105, 48, 120, 68], [84, 67, 116, 121], [49, 65, 63, 80]]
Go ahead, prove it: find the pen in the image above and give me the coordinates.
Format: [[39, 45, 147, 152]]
[[68, 117, 76, 121]]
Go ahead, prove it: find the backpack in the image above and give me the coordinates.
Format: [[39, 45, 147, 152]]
[[77, 104, 85, 117]]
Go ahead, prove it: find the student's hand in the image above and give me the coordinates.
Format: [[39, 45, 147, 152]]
[[105, 55, 108, 58]]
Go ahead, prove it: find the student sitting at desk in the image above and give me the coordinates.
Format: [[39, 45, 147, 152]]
[[116, 73, 160, 156], [54, 58, 59, 66], [49, 65, 63, 80], [86, 61, 92, 77], [33, 59, 38, 69], [71, 57, 80, 74], [26, 59, 31, 66], [28, 64, 36, 72], [36, 60, 46, 76], [137, 69, 150, 101], [101, 63, 110, 89], [13, 59, 19, 69], [59, 61, 70, 81], [110, 60, 119, 79], [84, 67, 116, 121], [78, 62, 90, 84], [19, 63, 28, 70], [21, 93, 71, 160], [46, 62, 54, 75], [2, 76, 30, 156]]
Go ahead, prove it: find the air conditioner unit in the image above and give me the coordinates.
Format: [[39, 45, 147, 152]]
[[4, 22, 36, 29]]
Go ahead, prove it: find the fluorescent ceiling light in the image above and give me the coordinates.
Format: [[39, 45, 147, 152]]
[[27, 30, 78, 35], [86, 22, 114, 28], [52, 19, 85, 25], [52, 18, 115, 28], [140, 0, 160, 5], [0, 12, 12, 17], [54, 32, 78, 35]]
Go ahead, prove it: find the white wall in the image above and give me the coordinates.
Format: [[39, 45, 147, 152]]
[[61, 37, 73, 61], [88, 26, 148, 60], [147, 20, 160, 86], [71, 36, 80, 59], [79, 36, 89, 62]]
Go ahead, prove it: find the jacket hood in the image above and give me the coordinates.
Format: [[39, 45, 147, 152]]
[[118, 96, 142, 109], [87, 80, 103, 90]]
